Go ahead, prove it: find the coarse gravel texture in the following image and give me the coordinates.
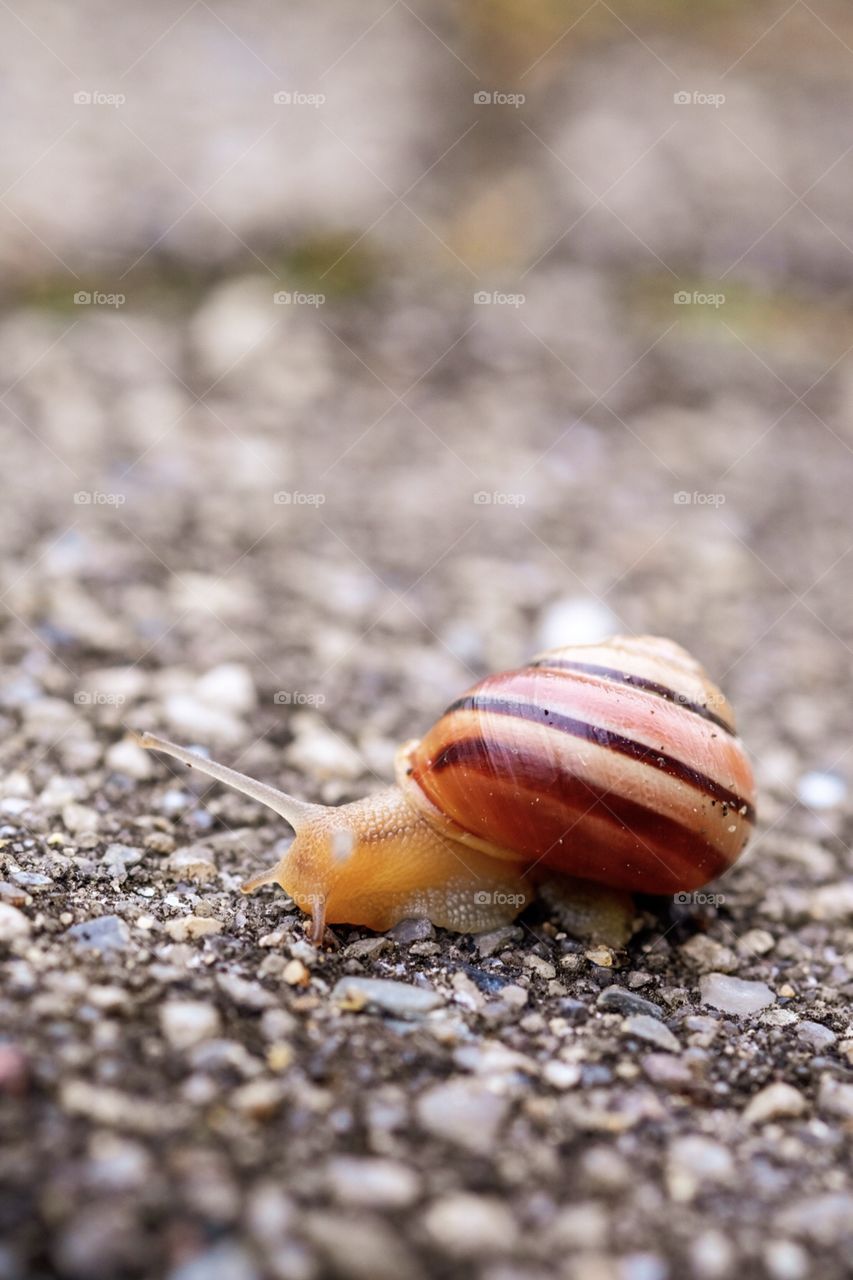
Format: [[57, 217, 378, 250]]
[[2, 3, 853, 1280]]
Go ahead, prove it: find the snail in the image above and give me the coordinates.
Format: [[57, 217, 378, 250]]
[[137, 635, 755, 946]]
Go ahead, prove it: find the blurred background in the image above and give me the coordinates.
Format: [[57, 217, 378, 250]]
[[2, 2, 853, 1278], [2, 0, 853, 788]]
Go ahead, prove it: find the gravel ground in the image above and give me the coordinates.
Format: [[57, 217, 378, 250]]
[[2, 4, 853, 1279]]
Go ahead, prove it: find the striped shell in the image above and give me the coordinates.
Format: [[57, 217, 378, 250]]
[[396, 636, 756, 895]]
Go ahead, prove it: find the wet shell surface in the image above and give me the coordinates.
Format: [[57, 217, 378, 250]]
[[397, 636, 756, 894]]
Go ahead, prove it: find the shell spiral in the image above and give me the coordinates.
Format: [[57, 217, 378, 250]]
[[396, 635, 756, 895]]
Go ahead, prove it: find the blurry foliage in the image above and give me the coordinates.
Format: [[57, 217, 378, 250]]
[[14, 234, 379, 313], [632, 272, 853, 348]]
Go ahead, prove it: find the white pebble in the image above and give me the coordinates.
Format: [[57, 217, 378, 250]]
[[764, 1240, 809, 1280], [105, 738, 153, 780], [797, 770, 846, 809], [667, 1136, 734, 1201], [0, 902, 31, 941], [423, 1193, 517, 1256], [542, 1061, 582, 1090], [817, 1074, 853, 1119], [160, 999, 221, 1050], [326, 1156, 420, 1208], [195, 663, 256, 715], [743, 1082, 807, 1124], [285, 717, 363, 781], [416, 1079, 509, 1154], [62, 802, 99, 834], [164, 694, 245, 745], [699, 973, 775, 1015], [537, 597, 619, 651], [165, 915, 223, 942]]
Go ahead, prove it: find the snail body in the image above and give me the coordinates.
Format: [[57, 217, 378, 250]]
[[138, 635, 755, 943]]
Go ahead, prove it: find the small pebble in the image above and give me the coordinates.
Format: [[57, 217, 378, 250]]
[[166, 1242, 259, 1280], [103, 843, 143, 878], [737, 928, 775, 956], [62, 802, 99, 834], [10, 870, 52, 891], [331, 976, 443, 1017], [743, 1082, 807, 1124], [164, 694, 245, 745], [598, 986, 663, 1019], [817, 1074, 853, 1119], [764, 1240, 809, 1280], [667, 1136, 734, 1201], [387, 916, 434, 944], [165, 915, 223, 942], [326, 1156, 420, 1207], [796, 1020, 836, 1051], [423, 1193, 517, 1256], [0, 904, 32, 941], [537, 597, 619, 649], [168, 847, 218, 883], [195, 663, 256, 715], [689, 1230, 734, 1280], [699, 973, 775, 1015], [642, 1054, 694, 1090], [160, 1000, 221, 1050], [105, 738, 153, 780], [416, 1078, 509, 1153], [542, 1061, 582, 1090], [475, 925, 522, 957], [283, 959, 310, 986], [230, 1079, 284, 1119], [796, 770, 846, 809], [66, 915, 130, 951], [679, 935, 737, 973], [622, 1014, 680, 1053]]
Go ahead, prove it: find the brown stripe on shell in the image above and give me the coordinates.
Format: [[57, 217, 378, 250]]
[[411, 734, 740, 893], [527, 657, 734, 734], [440, 693, 755, 824]]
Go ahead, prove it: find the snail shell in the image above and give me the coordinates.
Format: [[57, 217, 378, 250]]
[[397, 635, 756, 895]]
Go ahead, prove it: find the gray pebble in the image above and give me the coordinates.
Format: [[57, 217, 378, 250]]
[[387, 916, 434, 944], [622, 1014, 680, 1053], [797, 1020, 837, 1050], [66, 915, 130, 951], [597, 985, 663, 1019], [416, 1078, 510, 1154], [331, 976, 443, 1017]]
